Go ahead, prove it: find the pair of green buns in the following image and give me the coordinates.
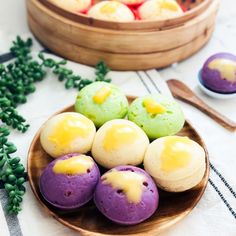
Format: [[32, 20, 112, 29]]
[[75, 82, 185, 139]]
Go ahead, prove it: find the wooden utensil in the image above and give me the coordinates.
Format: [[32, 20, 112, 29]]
[[167, 79, 236, 132], [27, 96, 209, 236]]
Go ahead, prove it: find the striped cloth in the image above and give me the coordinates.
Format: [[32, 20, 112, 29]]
[[0, 52, 236, 236]]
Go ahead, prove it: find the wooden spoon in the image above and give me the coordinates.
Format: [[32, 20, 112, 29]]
[[167, 79, 236, 132]]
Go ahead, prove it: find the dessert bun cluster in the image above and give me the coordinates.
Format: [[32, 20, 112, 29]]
[[39, 82, 206, 225], [49, 0, 184, 22]]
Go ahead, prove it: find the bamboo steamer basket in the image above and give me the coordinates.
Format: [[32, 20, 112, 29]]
[[27, 0, 220, 70]]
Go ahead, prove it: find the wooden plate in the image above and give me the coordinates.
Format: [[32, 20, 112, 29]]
[[27, 96, 209, 236]]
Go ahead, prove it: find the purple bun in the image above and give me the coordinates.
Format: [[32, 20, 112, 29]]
[[94, 165, 159, 225], [39, 153, 100, 210], [201, 53, 236, 94]]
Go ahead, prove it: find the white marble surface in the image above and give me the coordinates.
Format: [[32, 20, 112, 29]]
[[0, 0, 236, 236]]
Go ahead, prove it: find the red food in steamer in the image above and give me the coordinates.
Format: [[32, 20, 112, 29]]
[[118, 0, 146, 8], [132, 8, 141, 20], [179, 4, 187, 12], [80, 0, 94, 14]]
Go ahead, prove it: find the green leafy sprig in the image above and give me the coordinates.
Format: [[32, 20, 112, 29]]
[[38, 53, 111, 90], [0, 36, 111, 215], [0, 36, 111, 132], [0, 126, 27, 214], [95, 61, 111, 82], [0, 37, 46, 132]]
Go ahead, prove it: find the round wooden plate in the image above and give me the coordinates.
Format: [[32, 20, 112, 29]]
[[27, 96, 209, 236]]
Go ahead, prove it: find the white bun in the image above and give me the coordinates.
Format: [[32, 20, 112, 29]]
[[49, 0, 92, 12], [92, 119, 149, 168], [87, 1, 135, 22], [40, 112, 96, 158], [144, 136, 206, 192], [138, 0, 183, 20]]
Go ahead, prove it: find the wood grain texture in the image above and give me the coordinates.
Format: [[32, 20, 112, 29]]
[[26, 0, 220, 70], [167, 79, 236, 132], [27, 96, 210, 236], [28, 15, 215, 70]]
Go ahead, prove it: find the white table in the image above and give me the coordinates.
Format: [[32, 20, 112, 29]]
[[0, 1, 236, 236]]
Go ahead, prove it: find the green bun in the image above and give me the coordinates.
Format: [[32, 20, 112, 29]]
[[75, 82, 129, 127], [128, 94, 185, 139]]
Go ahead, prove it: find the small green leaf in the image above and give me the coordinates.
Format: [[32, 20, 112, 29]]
[[14, 166, 25, 175], [16, 177, 25, 185], [8, 174, 17, 183], [6, 146, 17, 154], [9, 157, 20, 165], [5, 183, 14, 192]]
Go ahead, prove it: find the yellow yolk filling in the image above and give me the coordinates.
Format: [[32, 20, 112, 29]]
[[143, 98, 166, 115], [208, 59, 236, 82], [161, 136, 192, 172], [100, 2, 120, 14], [53, 155, 94, 175], [161, 0, 180, 11], [102, 170, 146, 203], [93, 86, 112, 104], [103, 124, 138, 150], [48, 115, 92, 148]]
